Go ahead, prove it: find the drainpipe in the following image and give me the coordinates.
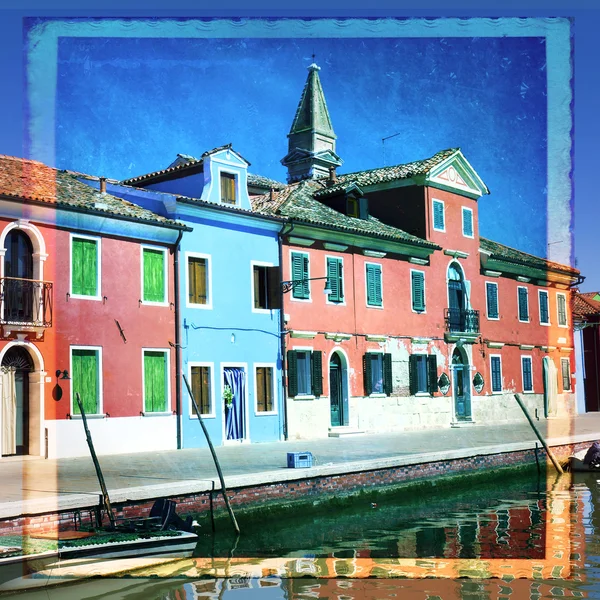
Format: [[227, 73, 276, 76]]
[[173, 229, 184, 449], [278, 221, 294, 440]]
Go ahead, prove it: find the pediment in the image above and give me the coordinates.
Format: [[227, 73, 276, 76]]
[[426, 150, 489, 199], [209, 147, 249, 168]]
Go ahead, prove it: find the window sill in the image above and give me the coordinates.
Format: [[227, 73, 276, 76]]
[[186, 303, 213, 310], [255, 411, 278, 417], [518, 319, 530, 324], [293, 395, 316, 401], [140, 301, 169, 308], [141, 411, 172, 417], [366, 304, 384, 310], [369, 393, 387, 398], [70, 414, 104, 420], [252, 308, 277, 314], [491, 391, 504, 395], [189, 414, 215, 419], [522, 390, 535, 394], [415, 392, 431, 397], [69, 294, 102, 302], [487, 316, 500, 321]]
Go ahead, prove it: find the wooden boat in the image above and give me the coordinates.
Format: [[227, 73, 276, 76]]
[[569, 448, 600, 472]]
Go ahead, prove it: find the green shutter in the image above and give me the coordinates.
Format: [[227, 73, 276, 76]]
[[522, 358, 532, 392], [311, 351, 323, 397], [327, 258, 342, 302], [144, 351, 166, 412], [291, 253, 309, 299], [427, 355, 438, 393], [72, 349, 99, 414], [540, 292, 549, 323], [383, 353, 393, 396], [491, 357, 502, 392], [433, 201, 444, 230], [143, 249, 165, 303], [287, 350, 298, 397], [366, 264, 382, 307], [363, 354, 373, 395], [409, 355, 418, 395], [558, 295, 567, 325], [411, 271, 425, 312], [72, 238, 97, 297], [518, 288, 529, 321], [486, 283, 498, 319]]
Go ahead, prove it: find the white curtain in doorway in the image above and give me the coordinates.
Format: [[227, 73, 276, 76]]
[[543, 356, 558, 418], [1, 367, 17, 455]]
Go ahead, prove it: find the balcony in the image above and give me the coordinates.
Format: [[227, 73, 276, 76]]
[[1, 277, 53, 337], [444, 307, 480, 343]]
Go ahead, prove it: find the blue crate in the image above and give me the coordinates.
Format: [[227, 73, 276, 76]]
[[287, 451, 313, 468]]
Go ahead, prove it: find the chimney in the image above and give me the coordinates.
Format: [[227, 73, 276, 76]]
[[269, 187, 275, 202], [99, 177, 106, 194], [328, 166, 337, 185]]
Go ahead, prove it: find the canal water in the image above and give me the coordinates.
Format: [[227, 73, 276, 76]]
[[4, 466, 600, 599]]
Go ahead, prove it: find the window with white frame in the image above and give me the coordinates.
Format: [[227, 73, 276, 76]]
[[432, 199, 445, 232], [187, 254, 210, 307], [521, 356, 533, 392], [486, 282, 499, 319], [363, 352, 392, 396], [190, 364, 212, 416], [326, 257, 344, 304], [538, 290, 550, 325], [252, 263, 280, 310], [557, 293, 568, 327], [365, 263, 383, 307], [71, 347, 102, 415], [409, 354, 438, 395], [142, 246, 167, 304], [411, 270, 426, 313], [560, 358, 571, 391], [518, 287, 529, 322], [70, 235, 101, 299], [143, 350, 169, 413], [287, 349, 323, 397], [491, 355, 502, 393], [255, 365, 275, 413], [462, 207, 474, 238], [290, 251, 310, 300], [220, 172, 237, 204]]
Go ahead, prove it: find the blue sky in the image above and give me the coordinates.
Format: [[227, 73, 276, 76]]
[[49, 32, 548, 261]]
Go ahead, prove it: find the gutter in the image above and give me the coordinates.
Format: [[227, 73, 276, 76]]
[[173, 228, 184, 449]]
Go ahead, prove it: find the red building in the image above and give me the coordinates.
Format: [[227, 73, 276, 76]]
[[253, 63, 581, 439], [0, 156, 188, 459], [573, 291, 600, 412]]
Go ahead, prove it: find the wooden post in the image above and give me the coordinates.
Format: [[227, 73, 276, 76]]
[[182, 374, 240, 535], [514, 394, 564, 474], [75, 392, 116, 528]]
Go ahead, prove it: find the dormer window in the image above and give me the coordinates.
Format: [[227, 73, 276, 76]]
[[220, 172, 237, 204], [347, 197, 359, 218]]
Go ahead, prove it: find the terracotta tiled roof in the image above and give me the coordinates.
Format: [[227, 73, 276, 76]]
[[247, 173, 286, 190], [573, 292, 600, 319], [480, 237, 579, 276], [251, 179, 439, 249], [0, 155, 187, 229], [313, 148, 459, 198]]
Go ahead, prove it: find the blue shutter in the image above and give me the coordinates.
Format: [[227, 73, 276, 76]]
[[486, 283, 498, 319], [491, 357, 502, 392], [411, 271, 425, 312], [522, 358, 532, 392], [463, 208, 473, 237], [433, 201, 444, 230], [539, 292, 549, 324], [518, 288, 529, 321]]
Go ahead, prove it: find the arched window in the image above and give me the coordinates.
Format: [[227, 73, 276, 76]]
[[3, 231, 34, 323]]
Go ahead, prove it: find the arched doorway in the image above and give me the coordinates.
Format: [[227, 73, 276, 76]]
[[452, 347, 472, 421], [3, 230, 34, 323], [447, 263, 466, 332], [329, 352, 349, 427], [1, 346, 34, 456]]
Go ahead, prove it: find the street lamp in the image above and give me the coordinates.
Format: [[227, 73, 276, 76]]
[[281, 277, 332, 296]]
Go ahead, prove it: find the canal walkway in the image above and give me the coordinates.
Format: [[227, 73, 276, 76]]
[[1, 412, 600, 520]]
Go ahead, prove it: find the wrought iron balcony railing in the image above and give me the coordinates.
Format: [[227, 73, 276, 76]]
[[0, 277, 53, 328], [445, 307, 480, 334]]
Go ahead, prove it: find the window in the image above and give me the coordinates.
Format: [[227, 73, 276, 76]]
[[363, 353, 392, 395], [290, 252, 310, 300], [142, 247, 166, 304], [71, 347, 101, 415], [409, 354, 438, 395], [187, 255, 209, 306], [252, 264, 281, 310], [347, 197, 359, 218], [143, 350, 168, 413], [518, 287, 529, 322], [411, 270, 426, 313], [462, 207, 474, 238], [365, 263, 383, 307], [287, 350, 323, 397], [220, 172, 236, 204], [255, 366, 275, 413], [432, 199, 445, 232], [71, 235, 100, 298], [557, 293, 568, 327], [486, 282, 499, 319], [561, 358, 571, 391], [190, 364, 212, 416], [539, 290, 550, 325], [522, 357, 533, 392], [326, 257, 344, 303], [491, 356, 502, 393]]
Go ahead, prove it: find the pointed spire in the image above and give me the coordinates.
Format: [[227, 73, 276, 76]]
[[281, 63, 342, 183]]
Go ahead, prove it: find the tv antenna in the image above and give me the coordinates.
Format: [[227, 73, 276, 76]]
[[382, 131, 402, 166]]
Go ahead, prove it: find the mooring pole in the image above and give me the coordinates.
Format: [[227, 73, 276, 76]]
[[75, 392, 116, 528], [182, 375, 240, 535], [514, 394, 564, 474]]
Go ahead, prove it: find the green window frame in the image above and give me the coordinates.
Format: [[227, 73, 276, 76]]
[[71, 236, 99, 298], [144, 350, 168, 413], [291, 252, 310, 300], [557, 293, 567, 326], [365, 263, 383, 307], [142, 247, 166, 304], [522, 357, 533, 392], [486, 282, 499, 319], [190, 364, 212, 416], [71, 348, 100, 415], [518, 287, 529, 322], [411, 270, 425, 313], [326, 257, 344, 303], [462, 207, 474, 237], [539, 290, 550, 324], [432, 199, 445, 231]]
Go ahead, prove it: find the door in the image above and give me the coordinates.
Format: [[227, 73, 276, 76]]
[[543, 356, 558, 417], [224, 367, 245, 441], [448, 264, 465, 332], [453, 349, 471, 420], [329, 353, 343, 427], [4, 230, 34, 322]]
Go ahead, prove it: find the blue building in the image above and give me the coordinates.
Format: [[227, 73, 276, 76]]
[[82, 145, 286, 447]]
